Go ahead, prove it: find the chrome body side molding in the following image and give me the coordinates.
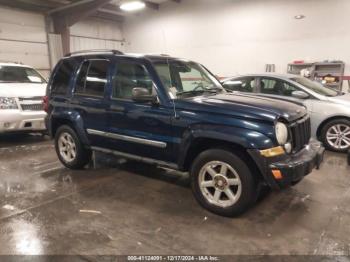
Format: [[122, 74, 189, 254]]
[[87, 129, 167, 148]]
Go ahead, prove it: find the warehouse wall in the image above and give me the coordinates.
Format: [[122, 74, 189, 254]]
[[70, 19, 124, 52], [49, 18, 125, 67], [123, 0, 350, 91], [0, 6, 50, 77]]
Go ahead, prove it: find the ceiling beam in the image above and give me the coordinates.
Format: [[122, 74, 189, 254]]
[[144, 1, 159, 10], [50, 0, 113, 27], [171, 0, 181, 3], [16, 0, 61, 8], [0, 0, 49, 13], [93, 10, 124, 22]]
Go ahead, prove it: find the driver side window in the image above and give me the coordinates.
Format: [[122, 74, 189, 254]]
[[260, 78, 297, 96], [223, 77, 255, 92], [112, 62, 154, 100]]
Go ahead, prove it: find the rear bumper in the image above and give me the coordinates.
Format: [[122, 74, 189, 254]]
[[248, 139, 325, 190], [0, 110, 47, 133]]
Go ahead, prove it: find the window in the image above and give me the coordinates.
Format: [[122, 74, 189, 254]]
[[75, 60, 109, 97], [112, 62, 153, 99], [0, 66, 46, 84], [153, 61, 223, 98], [291, 77, 338, 97], [260, 78, 297, 96], [222, 77, 255, 92], [51, 59, 77, 95]]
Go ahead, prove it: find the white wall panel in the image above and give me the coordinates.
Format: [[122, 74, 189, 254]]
[[70, 36, 124, 53], [123, 0, 350, 91], [70, 18, 125, 53]]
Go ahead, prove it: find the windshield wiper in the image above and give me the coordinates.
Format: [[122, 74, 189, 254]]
[[177, 88, 221, 96]]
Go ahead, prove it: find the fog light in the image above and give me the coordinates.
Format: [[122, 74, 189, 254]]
[[272, 170, 283, 180], [4, 122, 10, 128]]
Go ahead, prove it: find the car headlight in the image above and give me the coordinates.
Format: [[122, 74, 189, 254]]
[[0, 97, 18, 109], [275, 122, 288, 145]]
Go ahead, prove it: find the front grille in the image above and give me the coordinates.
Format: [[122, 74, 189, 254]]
[[289, 115, 311, 152], [21, 104, 43, 111]]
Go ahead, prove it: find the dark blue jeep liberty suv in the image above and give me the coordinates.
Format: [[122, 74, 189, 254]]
[[45, 50, 324, 216]]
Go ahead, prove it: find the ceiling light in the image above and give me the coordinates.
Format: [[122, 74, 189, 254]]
[[120, 0, 146, 12], [294, 15, 306, 20]]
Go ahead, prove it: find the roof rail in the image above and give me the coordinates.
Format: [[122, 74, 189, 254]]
[[65, 49, 124, 57]]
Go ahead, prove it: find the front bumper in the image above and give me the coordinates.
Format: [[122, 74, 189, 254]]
[[0, 110, 47, 133], [248, 138, 325, 190]]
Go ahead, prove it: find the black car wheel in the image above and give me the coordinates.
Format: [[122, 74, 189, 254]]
[[190, 149, 258, 217], [320, 119, 350, 153], [55, 125, 91, 169]]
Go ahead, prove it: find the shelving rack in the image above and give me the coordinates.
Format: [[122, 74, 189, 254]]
[[287, 62, 345, 91]]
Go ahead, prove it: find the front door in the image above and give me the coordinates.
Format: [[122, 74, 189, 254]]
[[105, 59, 175, 163]]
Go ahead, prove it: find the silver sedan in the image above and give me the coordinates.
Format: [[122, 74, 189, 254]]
[[222, 74, 350, 152]]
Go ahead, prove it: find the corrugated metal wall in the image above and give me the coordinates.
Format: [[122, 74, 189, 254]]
[[70, 35, 124, 53], [0, 6, 50, 77]]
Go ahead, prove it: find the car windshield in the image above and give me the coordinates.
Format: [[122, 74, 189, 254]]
[[0, 66, 46, 84], [153, 60, 225, 98], [291, 77, 339, 97]]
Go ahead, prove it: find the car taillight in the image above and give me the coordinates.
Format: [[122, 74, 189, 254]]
[[43, 96, 49, 112]]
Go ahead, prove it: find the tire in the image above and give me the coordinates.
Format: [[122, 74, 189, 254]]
[[320, 119, 350, 153], [55, 125, 91, 169], [190, 149, 258, 217]]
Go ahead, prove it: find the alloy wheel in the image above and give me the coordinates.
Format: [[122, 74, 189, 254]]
[[58, 132, 77, 163], [198, 161, 242, 208], [326, 124, 350, 150]]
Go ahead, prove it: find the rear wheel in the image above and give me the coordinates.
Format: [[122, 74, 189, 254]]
[[190, 149, 258, 217], [321, 119, 350, 153], [55, 125, 91, 169]]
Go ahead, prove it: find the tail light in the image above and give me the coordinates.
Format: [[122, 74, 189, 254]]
[[42, 96, 49, 112]]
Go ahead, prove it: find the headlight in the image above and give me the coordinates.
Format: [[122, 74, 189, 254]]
[[0, 97, 18, 109], [275, 122, 288, 145]]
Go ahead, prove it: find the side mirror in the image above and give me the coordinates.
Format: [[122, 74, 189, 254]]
[[292, 90, 309, 99], [132, 87, 158, 104]]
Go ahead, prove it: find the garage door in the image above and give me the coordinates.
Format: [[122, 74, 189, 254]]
[[0, 6, 50, 77]]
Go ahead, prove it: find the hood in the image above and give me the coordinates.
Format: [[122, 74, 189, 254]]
[[327, 93, 350, 106], [177, 93, 307, 123], [0, 83, 47, 98]]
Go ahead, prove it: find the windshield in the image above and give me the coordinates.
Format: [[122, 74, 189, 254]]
[[0, 66, 46, 83], [154, 60, 224, 98], [291, 77, 338, 97]]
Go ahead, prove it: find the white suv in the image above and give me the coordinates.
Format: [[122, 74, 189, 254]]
[[0, 63, 47, 133]]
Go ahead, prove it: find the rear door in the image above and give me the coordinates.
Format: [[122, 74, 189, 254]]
[[222, 77, 257, 93], [71, 59, 111, 147]]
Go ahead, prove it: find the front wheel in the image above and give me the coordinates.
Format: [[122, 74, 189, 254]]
[[320, 119, 350, 153], [190, 149, 258, 217], [55, 125, 91, 169]]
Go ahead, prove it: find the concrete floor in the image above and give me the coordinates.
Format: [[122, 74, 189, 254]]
[[0, 133, 350, 256]]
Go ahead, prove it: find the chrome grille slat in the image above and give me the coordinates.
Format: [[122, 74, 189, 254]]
[[21, 104, 43, 111]]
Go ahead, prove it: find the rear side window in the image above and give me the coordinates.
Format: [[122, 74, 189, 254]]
[[75, 60, 109, 97], [51, 59, 77, 95]]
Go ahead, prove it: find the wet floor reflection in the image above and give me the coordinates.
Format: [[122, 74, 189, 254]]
[[0, 133, 350, 255]]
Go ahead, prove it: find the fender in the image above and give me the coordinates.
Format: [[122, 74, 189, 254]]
[[178, 124, 275, 169], [50, 108, 90, 145]]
